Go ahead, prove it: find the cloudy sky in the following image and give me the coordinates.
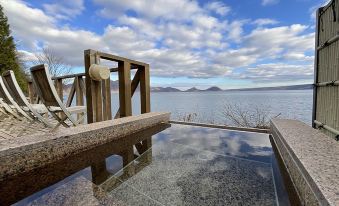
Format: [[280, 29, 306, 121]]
[[1, 0, 329, 89]]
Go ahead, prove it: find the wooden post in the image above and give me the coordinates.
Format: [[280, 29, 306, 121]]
[[93, 80, 103, 122], [84, 50, 96, 123], [114, 70, 140, 119], [139, 65, 151, 152], [54, 79, 64, 118], [118, 61, 132, 117], [75, 76, 84, 122], [55, 79, 63, 101], [140, 65, 150, 113], [27, 81, 35, 104], [102, 79, 112, 120], [65, 79, 76, 107]]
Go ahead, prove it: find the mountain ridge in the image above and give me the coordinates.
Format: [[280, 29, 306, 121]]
[[64, 81, 313, 93]]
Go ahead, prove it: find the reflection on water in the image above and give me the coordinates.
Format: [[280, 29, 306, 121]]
[[157, 124, 273, 163], [1, 123, 292, 205], [2, 124, 169, 206]]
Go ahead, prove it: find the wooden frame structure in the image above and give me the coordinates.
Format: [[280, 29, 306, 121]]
[[313, 0, 339, 140], [27, 50, 151, 125], [84, 49, 150, 124]]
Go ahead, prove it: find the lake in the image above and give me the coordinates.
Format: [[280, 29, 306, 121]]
[[110, 90, 313, 126]]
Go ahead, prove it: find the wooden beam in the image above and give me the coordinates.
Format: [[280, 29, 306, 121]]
[[55, 79, 63, 101], [66, 79, 76, 107], [75, 77, 84, 122], [114, 69, 140, 118], [140, 65, 150, 113], [102, 79, 112, 120], [84, 50, 96, 123], [97, 51, 148, 67], [52, 67, 118, 80], [91, 82, 97, 122], [79, 77, 86, 96], [118, 61, 132, 117], [93, 80, 103, 122], [27, 81, 35, 104]]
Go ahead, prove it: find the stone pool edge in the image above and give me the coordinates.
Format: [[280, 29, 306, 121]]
[[0, 112, 170, 181], [271, 119, 338, 206]]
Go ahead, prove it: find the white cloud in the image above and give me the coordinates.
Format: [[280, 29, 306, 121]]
[[232, 63, 313, 82], [253, 18, 279, 26], [2, 0, 315, 83], [212, 48, 259, 68], [94, 0, 202, 21], [262, 0, 279, 6], [244, 25, 314, 58], [43, 0, 84, 20], [282, 53, 314, 62], [205, 1, 231, 16], [226, 20, 247, 42]]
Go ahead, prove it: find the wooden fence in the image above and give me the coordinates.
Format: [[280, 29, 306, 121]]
[[313, 0, 339, 140], [28, 49, 151, 124]]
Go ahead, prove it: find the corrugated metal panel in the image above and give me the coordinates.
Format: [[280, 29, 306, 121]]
[[314, 0, 339, 139]]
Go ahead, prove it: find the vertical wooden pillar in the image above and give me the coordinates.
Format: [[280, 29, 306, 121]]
[[55, 79, 63, 101], [27, 81, 35, 103], [102, 79, 112, 120], [84, 50, 96, 124], [75, 76, 84, 122], [139, 65, 151, 149], [140, 65, 150, 113], [118, 61, 132, 117]]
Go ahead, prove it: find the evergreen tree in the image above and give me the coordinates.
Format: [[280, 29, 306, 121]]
[[0, 4, 27, 91]]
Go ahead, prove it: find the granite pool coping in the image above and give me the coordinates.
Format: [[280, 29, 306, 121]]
[[0, 112, 170, 181], [270, 119, 339, 206]]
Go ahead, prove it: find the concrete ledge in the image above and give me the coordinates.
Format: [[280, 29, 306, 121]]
[[0, 112, 170, 181], [270, 119, 339, 206]]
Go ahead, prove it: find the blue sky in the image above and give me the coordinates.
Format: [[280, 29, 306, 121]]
[[1, 0, 329, 89]]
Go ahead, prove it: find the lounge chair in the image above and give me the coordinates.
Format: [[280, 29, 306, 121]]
[[30, 64, 86, 128], [2, 70, 54, 127], [0, 77, 28, 120]]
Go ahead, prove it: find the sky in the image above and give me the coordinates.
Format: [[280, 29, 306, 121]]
[[0, 0, 330, 89]]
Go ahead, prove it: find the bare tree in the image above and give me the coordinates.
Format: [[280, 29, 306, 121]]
[[177, 112, 198, 122], [31, 47, 71, 77], [221, 103, 281, 129]]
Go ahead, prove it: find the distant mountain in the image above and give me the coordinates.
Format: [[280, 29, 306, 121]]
[[151, 87, 181, 92], [64, 82, 313, 93], [224, 84, 313, 92], [184, 87, 202, 92], [204, 86, 222, 91], [64, 79, 119, 93]]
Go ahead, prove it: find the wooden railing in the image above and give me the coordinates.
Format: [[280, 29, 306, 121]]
[[27, 49, 151, 124]]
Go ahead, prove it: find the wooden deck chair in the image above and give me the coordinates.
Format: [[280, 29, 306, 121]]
[[2, 70, 54, 127], [30, 64, 86, 128], [0, 77, 28, 120]]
